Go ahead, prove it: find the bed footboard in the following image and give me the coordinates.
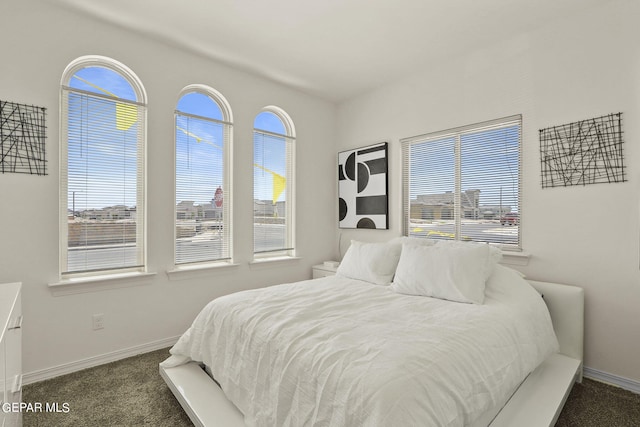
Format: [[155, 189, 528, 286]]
[[489, 280, 584, 427], [159, 362, 244, 427]]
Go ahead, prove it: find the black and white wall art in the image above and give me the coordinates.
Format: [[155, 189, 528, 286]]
[[338, 142, 388, 229]]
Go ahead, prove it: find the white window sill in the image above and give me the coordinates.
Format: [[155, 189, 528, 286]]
[[500, 250, 531, 266], [249, 256, 301, 268], [49, 271, 157, 296], [166, 261, 240, 281]]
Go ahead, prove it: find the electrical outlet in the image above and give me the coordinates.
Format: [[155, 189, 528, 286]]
[[92, 313, 104, 330]]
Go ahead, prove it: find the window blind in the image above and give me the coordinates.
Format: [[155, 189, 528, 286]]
[[175, 111, 231, 264], [61, 88, 146, 274], [401, 115, 521, 249], [253, 129, 294, 256]]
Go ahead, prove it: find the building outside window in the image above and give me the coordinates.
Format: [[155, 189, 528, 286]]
[[401, 115, 521, 249], [175, 86, 233, 265], [253, 107, 296, 258], [60, 56, 147, 276]]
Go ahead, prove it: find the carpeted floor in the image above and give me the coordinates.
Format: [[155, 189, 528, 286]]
[[556, 376, 640, 427], [23, 348, 192, 427], [22, 348, 640, 426]]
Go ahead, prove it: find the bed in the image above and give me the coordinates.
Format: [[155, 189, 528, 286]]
[[160, 239, 584, 427]]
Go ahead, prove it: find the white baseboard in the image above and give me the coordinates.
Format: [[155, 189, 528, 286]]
[[583, 366, 640, 395], [23, 335, 180, 386]]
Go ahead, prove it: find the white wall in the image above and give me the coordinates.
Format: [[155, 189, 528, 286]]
[[336, 0, 640, 384], [0, 0, 336, 376], [3, 0, 638, 387]]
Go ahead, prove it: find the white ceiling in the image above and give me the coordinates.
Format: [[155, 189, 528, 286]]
[[48, 0, 611, 103]]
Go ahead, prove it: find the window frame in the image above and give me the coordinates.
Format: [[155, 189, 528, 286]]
[[59, 55, 148, 279], [401, 115, 522, 251], [252, 106, 296, 260], [173, 84, 233, 267]]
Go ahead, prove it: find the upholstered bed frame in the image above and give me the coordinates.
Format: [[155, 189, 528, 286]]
[[159, 279, 584, 427]]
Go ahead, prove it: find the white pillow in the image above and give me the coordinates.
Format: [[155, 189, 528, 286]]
[[387, 236, 438, 247], [336, 240, 402, 285], [391, 243, 497, 304], [388, 236, 502, 270], [433, 239, 502, 276]]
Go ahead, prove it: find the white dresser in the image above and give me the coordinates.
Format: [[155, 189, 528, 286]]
[[0, 282, 22, 427]]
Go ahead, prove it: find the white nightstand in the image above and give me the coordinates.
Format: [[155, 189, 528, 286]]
[[312, 263, 339, 279]]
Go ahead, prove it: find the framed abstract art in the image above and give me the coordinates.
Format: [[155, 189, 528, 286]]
[[338, 142, 388, 229]]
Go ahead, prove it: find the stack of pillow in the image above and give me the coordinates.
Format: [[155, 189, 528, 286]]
[[335, 237, 502, 305]]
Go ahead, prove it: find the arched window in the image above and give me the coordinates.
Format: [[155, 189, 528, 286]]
[[253, 107, 295, 258], [60, 56, 147, 276], [175, 85, 233, 265]]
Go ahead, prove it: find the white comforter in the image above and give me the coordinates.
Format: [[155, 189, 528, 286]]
[[164, 265, 559, 427]]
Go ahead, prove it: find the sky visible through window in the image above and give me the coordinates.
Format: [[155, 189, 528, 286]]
[[254, 111, 287, 205], [65, 65, 145, 273], [69, 67, 136, 101], [67, 67, 284, 211], [406, 122, 520, 246], [409, 126, 519, 212], [176, 92, 224, 207], [67, 66, 140, 212]]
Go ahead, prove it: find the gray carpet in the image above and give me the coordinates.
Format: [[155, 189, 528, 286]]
[[23, 348, 192, 427], [23, 348, 640, 426], [556, 376, 640, 427]]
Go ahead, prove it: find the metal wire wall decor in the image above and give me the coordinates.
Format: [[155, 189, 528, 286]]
[[539, 112, 624, 188], [0, 100, 48, 175]]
